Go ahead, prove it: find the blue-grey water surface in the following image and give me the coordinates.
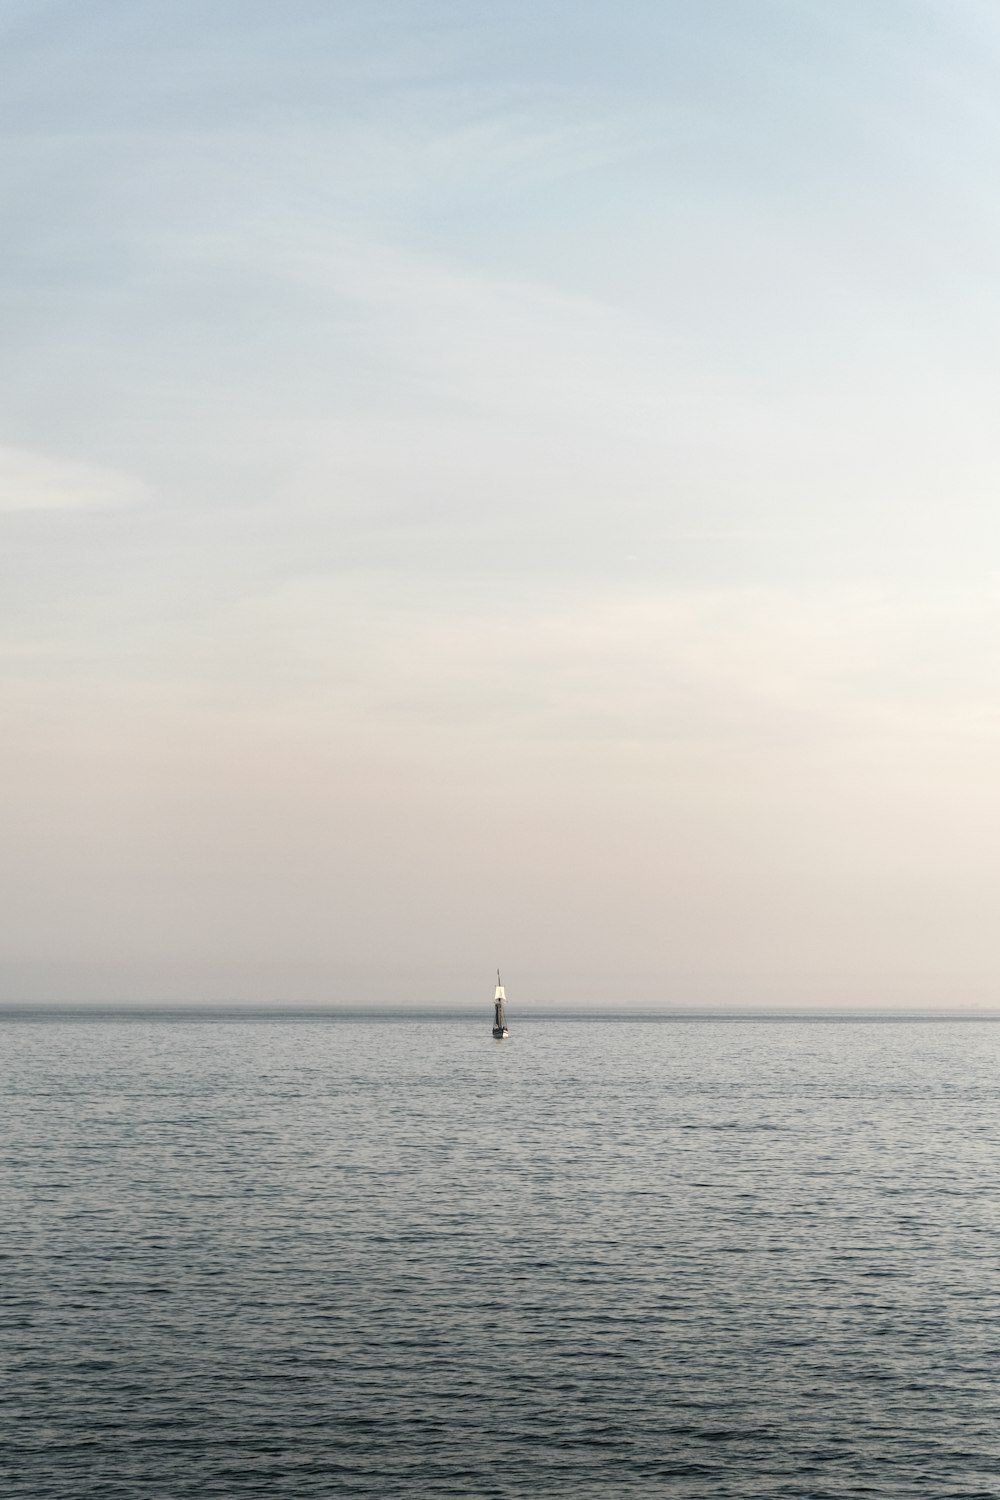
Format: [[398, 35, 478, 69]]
[[3, 1016, 1000, 1498]]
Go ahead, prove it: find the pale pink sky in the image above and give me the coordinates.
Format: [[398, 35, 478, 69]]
[[4, 2, 1000, 1006]]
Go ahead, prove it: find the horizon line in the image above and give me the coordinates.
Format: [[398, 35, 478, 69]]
[[3, 1002, 1000, 1022]]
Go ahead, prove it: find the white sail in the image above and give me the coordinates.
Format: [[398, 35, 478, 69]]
[[492, 968, 509, 1037]]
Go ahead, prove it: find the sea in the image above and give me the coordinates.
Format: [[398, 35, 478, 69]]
[[3, 1012, 1000, 1499]]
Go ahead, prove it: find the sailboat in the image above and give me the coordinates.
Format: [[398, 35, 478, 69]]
[[492, 970, 510, 1039]]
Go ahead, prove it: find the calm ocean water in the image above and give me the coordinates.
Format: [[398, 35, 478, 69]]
[[3, 1015, 1000, 1498]]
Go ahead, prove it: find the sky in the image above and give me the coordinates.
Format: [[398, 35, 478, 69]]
[[4, 0, 1000, 1007]]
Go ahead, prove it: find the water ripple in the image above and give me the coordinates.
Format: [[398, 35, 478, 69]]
[[3, 1017, 1000, 1497]]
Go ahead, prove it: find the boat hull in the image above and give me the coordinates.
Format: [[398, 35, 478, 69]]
[[492, 1027, 509, 1039]]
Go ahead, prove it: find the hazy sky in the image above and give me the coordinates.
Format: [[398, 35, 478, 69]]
[[4, 0, 1000, 1006]]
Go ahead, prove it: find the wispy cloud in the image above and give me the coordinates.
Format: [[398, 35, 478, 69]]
[[186, 574, 1000, 776], [0, 445, 147, 512]]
